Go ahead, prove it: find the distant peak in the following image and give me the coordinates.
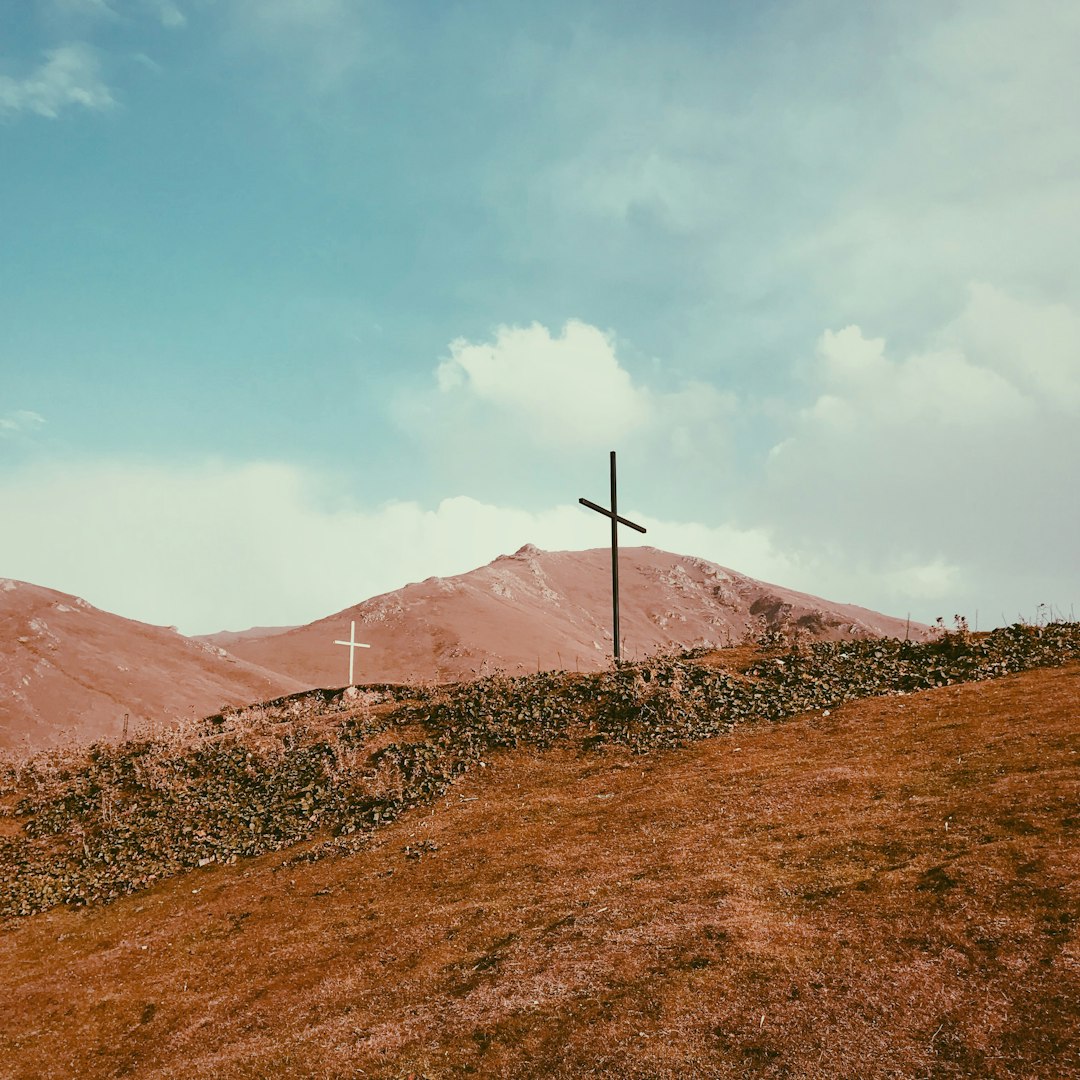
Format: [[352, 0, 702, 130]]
[[496, 543, 545, 562]]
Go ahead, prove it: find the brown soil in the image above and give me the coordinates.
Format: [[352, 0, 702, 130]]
[[1, 663, 1077, 1079]]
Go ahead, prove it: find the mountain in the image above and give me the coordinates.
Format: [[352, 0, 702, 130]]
[[0, 548, 926, 750], [0, 579, 306, 751], [212, 544, 925, 688]]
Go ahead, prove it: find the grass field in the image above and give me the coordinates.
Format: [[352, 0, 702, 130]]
[[1, 649, 1077, 1078]]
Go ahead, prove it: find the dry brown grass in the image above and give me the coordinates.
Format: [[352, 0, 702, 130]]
[[1, 662, 1078, 1079]]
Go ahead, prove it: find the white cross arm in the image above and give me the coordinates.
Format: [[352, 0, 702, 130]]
[[334, 620, 372, 685]]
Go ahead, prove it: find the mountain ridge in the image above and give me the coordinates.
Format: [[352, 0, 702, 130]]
[[214, 544, 927, 687], [0, 579, 305, 750], [1, 545, 926, 748]]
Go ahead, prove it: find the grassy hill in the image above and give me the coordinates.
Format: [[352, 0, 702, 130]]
[[1, 623, 1078, 1078]]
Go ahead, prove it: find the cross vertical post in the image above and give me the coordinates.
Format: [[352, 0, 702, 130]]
[[610, 449, 621, 659], [333, 620, 371, 685], [579, 450, 646, 662]]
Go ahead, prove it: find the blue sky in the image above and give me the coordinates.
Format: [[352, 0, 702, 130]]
[[2, 0, 1078, 634]]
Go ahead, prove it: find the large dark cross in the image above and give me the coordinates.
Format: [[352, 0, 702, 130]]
[[579, 450, 646, 662]]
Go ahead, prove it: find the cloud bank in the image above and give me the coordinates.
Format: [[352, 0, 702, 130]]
[[759, 284, 1079, 624], [0, 458, 796, 635]]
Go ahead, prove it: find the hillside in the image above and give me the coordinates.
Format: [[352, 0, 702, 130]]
[[1, 625, 1077, 1079], [0, 579, 306, 751], [211, 544, 926, 687]]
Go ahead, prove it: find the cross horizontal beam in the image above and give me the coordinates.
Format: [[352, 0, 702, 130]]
[[334, 620, 371, 686], [578, 497, 647, 533]]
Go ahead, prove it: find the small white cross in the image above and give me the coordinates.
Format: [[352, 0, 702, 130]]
[[333, 620, 371, 686]]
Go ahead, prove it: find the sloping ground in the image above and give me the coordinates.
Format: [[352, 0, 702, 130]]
[[0, 626, 1075, 1080], [4, 625, 1074, 918], [196, 625, 300, 649], [0, 659, 1077, 1078], [215, 544, 926, 687], [0, 580, 307, 751]]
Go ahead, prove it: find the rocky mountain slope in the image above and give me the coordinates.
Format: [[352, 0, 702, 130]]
[[0, 579, 305, 751], [210, 544, 926, 688], [1, 546, 925, 748]]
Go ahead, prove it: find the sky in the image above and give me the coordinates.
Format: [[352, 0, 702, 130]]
[[1, 0, 1078, 635]]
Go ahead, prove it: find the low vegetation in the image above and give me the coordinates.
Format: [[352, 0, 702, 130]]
[[2, 621, 1078, 918]]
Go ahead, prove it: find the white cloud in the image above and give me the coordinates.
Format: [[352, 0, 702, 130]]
[[805, 324, 1033, 430], [0, 457, 796, 635], [0, 411, 46, 437], [436, 320, 653, 447], [882, 557, 959, 601], [0, 43, 114, 118], [939, 283, 1080, 411], [772, 302, 1071, 494], [658, 380, 737, 460], [143, 0, 186, 28]]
